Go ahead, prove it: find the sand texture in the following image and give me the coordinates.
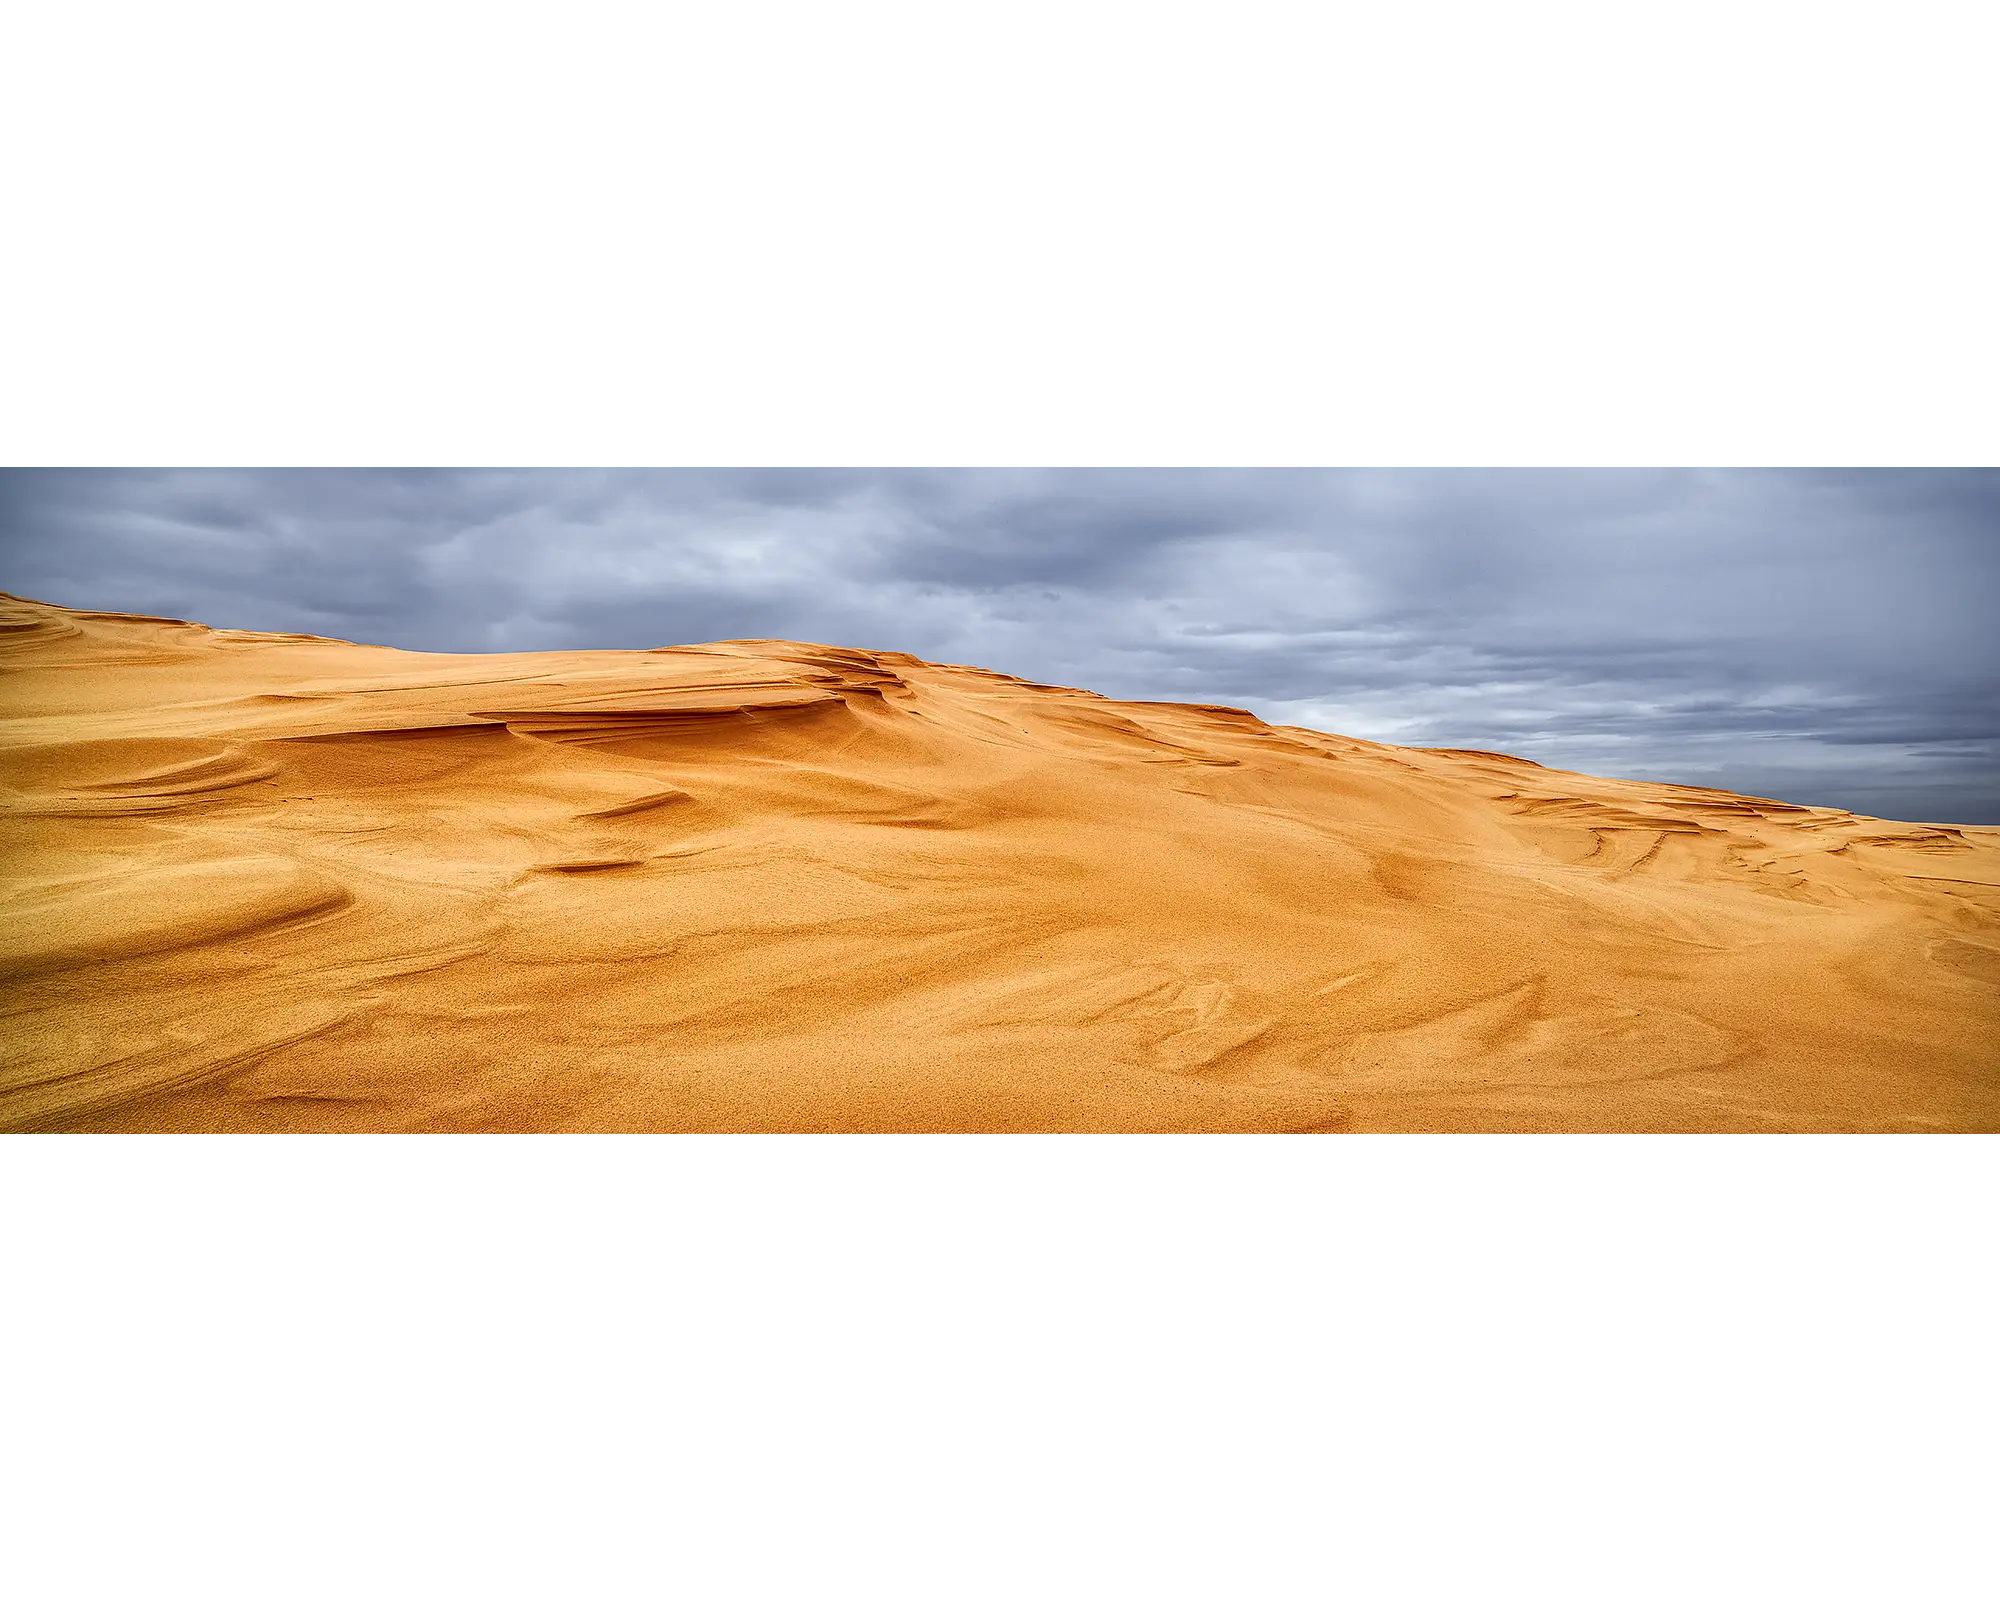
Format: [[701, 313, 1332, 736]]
[[2, 591, 1995, 1133]]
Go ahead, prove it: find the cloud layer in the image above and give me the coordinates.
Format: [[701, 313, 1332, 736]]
[[3, 469, 1995, 822]]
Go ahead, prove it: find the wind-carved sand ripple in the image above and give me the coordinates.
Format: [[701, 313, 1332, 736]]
[[0, 590, 1994, 1132], [0, 738, 281, 817], [0, 852, 351, 977]]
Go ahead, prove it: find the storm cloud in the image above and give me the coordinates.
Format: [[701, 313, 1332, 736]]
[[2, 468, 1995, 823]]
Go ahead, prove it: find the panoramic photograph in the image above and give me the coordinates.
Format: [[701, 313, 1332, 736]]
[[2, 467, 1993, 1132], [10, 7, 1994, 1595]]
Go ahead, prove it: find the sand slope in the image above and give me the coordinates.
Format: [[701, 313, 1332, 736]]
[[1, 591, 1994, 1132]]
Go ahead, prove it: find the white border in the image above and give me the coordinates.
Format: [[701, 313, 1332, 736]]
[[7, 1135, 1997, 1598], [3, 3, 1994, 465]]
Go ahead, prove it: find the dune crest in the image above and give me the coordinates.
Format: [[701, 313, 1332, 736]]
[[1, 591, 1994, 1132]]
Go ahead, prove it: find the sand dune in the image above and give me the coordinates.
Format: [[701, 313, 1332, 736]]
[[1, 590, 1994, 1132]]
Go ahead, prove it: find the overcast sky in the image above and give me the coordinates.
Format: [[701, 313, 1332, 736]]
[[1, 468, 1995, 824]]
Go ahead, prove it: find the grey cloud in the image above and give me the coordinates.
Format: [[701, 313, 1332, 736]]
[[1, 468, 1995, 823]]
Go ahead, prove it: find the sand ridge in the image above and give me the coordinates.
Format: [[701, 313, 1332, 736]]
[[1, 590, 1994, 1132]]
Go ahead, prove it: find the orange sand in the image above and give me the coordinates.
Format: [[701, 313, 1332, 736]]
[[2, 591, 1994, 1132]]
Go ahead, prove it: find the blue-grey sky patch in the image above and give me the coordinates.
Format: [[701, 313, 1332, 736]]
[[1, 468, 1994, 823]]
